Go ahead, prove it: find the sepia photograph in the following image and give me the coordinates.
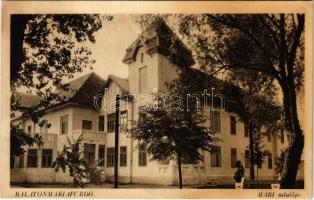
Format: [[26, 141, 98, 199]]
[[1, 1, 312, 199]]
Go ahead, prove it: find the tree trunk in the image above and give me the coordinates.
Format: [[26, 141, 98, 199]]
[[248, 121, 255, 180], [280, 129, 303, 188], [177, 153, 183, 189], [10, 156, 15, 169], [279, 80, 304, 188], [11, 15, 33, 84]]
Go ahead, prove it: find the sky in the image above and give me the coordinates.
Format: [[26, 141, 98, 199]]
[[79, 15, 142, 80]]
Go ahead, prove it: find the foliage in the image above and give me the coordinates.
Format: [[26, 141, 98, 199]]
[[52, 136, 105, 187], [252, 132, 267, 168], [10, 15, 111, 167], [128, 69, 219, 188], [275, 149, 287, 176], [233, 161, 245, 183], [175, 14, 304, 188], [10, 124, 43, 168]]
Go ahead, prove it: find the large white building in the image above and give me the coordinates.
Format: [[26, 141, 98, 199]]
[[10, 19, 300, 186]]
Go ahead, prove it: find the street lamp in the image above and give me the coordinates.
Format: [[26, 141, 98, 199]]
[[114, 93, 132, 188]]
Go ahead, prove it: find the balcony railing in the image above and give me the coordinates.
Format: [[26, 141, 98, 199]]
[[31, 133, 57, 143], [72, 129, 106, 142]]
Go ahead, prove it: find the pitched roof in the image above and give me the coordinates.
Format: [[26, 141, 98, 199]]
[[12, 92, 41, 108], [105, 74, 129, 93], [56, 72, 106, 108], [122, 18, 195, 68], [14, 72, 106, 111]]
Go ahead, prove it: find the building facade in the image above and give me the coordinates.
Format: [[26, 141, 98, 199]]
[[11, 19, 301, 186]]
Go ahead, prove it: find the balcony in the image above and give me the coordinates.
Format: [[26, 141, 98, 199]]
[[72, 129, 106, 142]]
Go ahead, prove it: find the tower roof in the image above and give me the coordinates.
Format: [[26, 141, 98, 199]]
[[122, 18, 195, 68]]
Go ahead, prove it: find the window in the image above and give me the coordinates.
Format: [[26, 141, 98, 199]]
[[210, 111, 221, 133], [19, 155, 24, 168], [267, 133, 271, 142], [98, 145, 105, 166], [60, 115, 68, 135], [268, 153, 273, 169], [138, 144, 147, 166], [230, 116, 237, 135], [231, 148, 237, 168], [82, 120, 92, 130], [42, 149, 53, 168], [27, 149, 38, 168], [27, 125, 32, 133], [98, 116, 105, 132], [245, 150, 250, 168], [211, 146, 221, 167], [107, 147, 115, 167], [244, 124, 248, 137], [120, 146, 127, 167], [140, 53, 144, 63], [120, 112, 128, 131], [139, 66, 148, 93], [107, 113, 115, 133], [280, 130, 285, 143], [84, 143, 96, 167]]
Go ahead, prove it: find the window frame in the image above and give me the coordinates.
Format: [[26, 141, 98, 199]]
[[245, 150, 250, 168], [231, 148, 237, 168], [138, 144, 147, 167], [244, 124, 249, 137], [98, 145, 106, 166], [27, 149, 38, 168], [268, 152, 273, 169], [41, 149, 53, 168], [82, 120, 92, 130], [60, 115, 68, 135], [230, 116, 237, 135], [210, 146, 221, 167], [98, 115, 105, 132], [210, 111, 221, 133], [107, 113, 115, 133], [120, 146, 127, 167], [106, 147, 115, 167], [139, 66, 148, 93]]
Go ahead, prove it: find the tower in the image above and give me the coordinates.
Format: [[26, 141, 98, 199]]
[[122, 18, 195, 97]]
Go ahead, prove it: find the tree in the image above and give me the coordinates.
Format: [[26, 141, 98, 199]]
[[53, 136, 105, 188], [10, 15, 111, 166], [128, 71, 218, 189], [10, 124, 43, 168], [252, 131, 267, 179], [227, 69, 283, 180], [177, 14, 304, 188]]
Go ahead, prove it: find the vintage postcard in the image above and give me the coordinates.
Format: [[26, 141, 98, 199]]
[[1, 1, 313, 199]]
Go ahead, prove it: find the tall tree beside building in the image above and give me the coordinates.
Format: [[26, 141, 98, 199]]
[[177, 14, 304, 188], [10, 14, 110, 167], [128, 71, 218, 189]]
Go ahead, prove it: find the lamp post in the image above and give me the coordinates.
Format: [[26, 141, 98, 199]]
[[113, 93, 132, 188], [114, 94, 120, 188]]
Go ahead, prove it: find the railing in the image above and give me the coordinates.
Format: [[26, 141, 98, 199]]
[[32, 133, 57, 143], [72, 129, 106, 141]]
